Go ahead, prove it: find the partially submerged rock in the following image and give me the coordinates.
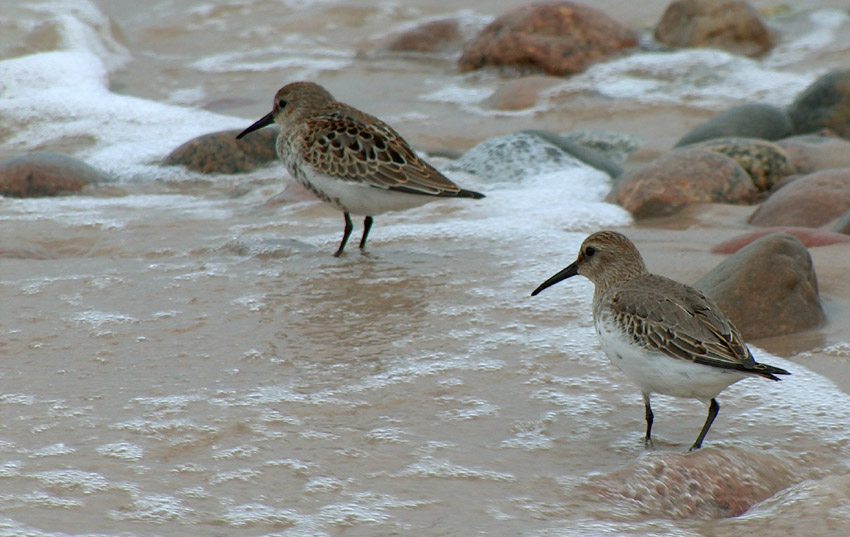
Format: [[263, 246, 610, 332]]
[[654, 0, 774, 58], [447, 131, 591, 182], [458, 2, 637, 76], [697, 233, 825, 339], [164, 128, 279, 174], [585, 448, 795, 519], [674, 103, 792, 147], [481, 76, 561, 111], [0, 152, 112, 197], [384, 19, 462, 54], [520, 129, 624, 177]]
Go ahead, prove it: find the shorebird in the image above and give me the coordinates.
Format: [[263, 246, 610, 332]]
[[531, 230, 789, 451], [236, 81, 484, 256]]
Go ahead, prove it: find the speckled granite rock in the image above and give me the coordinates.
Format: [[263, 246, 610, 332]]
[[688, 137, 796, 191], [447, 131, 591, 182], [164, 128, 279, 174]]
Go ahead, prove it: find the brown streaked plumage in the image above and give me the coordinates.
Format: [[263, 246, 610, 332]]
[[236, 81, 484, 256], [532, 230, 789, 451]]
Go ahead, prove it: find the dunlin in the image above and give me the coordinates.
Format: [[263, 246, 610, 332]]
[[236, 81, 484, 256], [531, 231, 789, 451]]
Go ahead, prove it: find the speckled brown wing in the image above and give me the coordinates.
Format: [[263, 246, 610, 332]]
[[299, 105, 464, 196], [608, 275, 761, 372]]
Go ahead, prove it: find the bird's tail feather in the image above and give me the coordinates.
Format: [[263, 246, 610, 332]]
[[753, 362, 790, 381]]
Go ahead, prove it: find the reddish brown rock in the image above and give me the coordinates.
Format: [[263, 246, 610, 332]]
[[458, 2, 637, 76], [713, 227, 850, 254], [697, 233, 824, 339], [605, 148, 757, 218], [585, 448, 795, 519], [688, 137, 796, 192], [164, 128, 279, 174], [654, 0, 773, 58], [748, 169, 850, 227], [384, 19, 461, 54], [0, 152, 112, 197], [788, 69, 850, 138], [481, 76, 561, 111], [775, 132, 850, 174]]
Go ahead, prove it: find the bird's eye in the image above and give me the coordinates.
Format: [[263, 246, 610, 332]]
[[585, 246, 596, 257], [277, 99, 287, 109]]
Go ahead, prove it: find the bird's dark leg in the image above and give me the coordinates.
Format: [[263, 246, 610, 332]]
[[689, 398, 719, 452], [359, 216, 373, 250], [643, 393, 654, 448], [334, 212, 353, 257]]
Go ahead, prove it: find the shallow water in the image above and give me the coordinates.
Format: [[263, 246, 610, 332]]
[[2, 1, 850, 536]]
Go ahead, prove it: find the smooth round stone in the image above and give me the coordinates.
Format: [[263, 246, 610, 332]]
[[697, 233, 825, 339], [163, 128, 279, 174], [674, 103, 792, 147], [775, 133, 850, 174], [788, 69, 850, 138], [481, 76, 561, 111], [748, 169, 850, 228], [654, 0, 773, 58], [586, 448, 794, 519], [0, 152, 112, 197], [558, 130, 643, 164], [383, 18, 461, 54], [713, 227, 850, 253], [458, 1, 637, 76], [606, 148, 757, 218]]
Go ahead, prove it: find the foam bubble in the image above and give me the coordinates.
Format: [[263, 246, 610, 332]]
[[549, 49, 813, 110], [96, 442, 144, 461]]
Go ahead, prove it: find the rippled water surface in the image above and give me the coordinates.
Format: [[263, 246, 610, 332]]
[[2, 1, 850, 535]]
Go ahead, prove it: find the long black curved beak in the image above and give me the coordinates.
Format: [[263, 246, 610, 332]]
[[236, 112, 275, 139], [531, 261, 579, 296]]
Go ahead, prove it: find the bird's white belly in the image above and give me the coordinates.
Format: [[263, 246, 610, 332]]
[[596, 321, 747, 402], [303, 171, 436, 216]]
